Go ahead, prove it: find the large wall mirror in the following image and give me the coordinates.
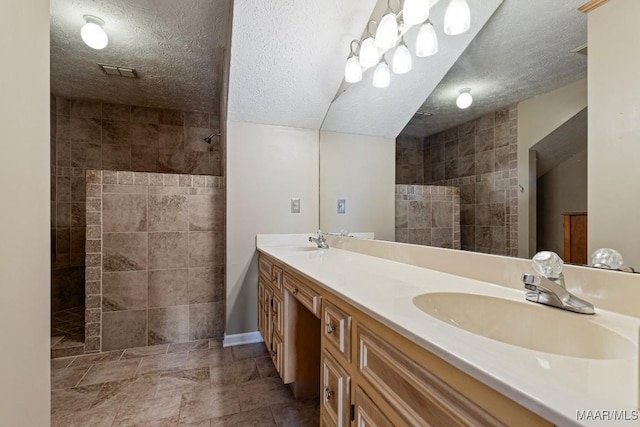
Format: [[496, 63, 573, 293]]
[[318, 0, 639, 271]]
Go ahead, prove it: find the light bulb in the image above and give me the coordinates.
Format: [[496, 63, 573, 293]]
[[444, 0, 471, 35], [416, 21, 438, 57], [456, 89, 472, 109], [392, 41, 412, 74], [344, 56, 362, 83], [372, 59, 391, 88], [360, 36, 379, 68], [403, 0, 430, 26], [81, 16, 108, 50], [375, 12, 398, 49]]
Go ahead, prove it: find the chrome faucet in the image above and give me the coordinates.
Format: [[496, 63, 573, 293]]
[[521, 251, 595, 315], [309, 230, 329, 249]]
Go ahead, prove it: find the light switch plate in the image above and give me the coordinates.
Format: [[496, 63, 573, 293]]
[[337, 199, 346, 214], [291, 198, 300, 213]]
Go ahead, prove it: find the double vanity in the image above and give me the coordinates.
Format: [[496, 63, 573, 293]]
[[256, 234, 640, 426]]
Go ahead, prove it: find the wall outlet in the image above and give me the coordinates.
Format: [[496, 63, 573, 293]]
[[337, 199, 346, 214], [291, 198, 300, 213]]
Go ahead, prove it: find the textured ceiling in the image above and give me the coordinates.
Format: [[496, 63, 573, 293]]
[[227, 0, 378, 130], [321, 0, 503, 139], [50, 0, 231, 113], [533, 108, 587, 177], [402, 0, 587, 137]]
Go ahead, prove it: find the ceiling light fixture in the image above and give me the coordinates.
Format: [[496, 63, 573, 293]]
[[344, 41, 363, 83], [403, 0, 430, 26], [444, 0, 471, 35], [456, 88, 473, 109], [415, 20, 438, 57], [81, 15, 108, 50], [373, 57, 391, 88], [342, 0, 471, 87], [375, 0, 399, 49]]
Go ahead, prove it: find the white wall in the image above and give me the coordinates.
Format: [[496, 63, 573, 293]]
[[226, 121, 319, 335], [319, 131, 395, 241], [588, 0, 640, 267], [0, 0, 51, 425], [517, 79, 587, 257]]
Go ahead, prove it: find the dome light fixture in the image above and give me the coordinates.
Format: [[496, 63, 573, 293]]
[[415, 20, 438, 57], [344, 41, 363, 83], [456, 88, 473, 109], [444, 0, 471, 35], [372, 58, 391, 88], [375, 1, 399, 49], [81, 15, 108, 50]]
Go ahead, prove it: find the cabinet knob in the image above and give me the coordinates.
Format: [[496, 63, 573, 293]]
[[292, 288, 299, 295], [325, 388, 334, 401], [326, 324, 336, 334]]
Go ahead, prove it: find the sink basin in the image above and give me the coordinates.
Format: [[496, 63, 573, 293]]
[[413, 292, 635, 360], [279, 246, 318, 252]]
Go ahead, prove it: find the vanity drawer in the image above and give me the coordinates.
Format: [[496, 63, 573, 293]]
[[357, 325, 503, 427], [272, 290, 284, 337], [323, 300, 352, 363], [321, 349, 351, 427], [354, 386, 394, 427], [259, 255, 273, 281], [284, 272, 322, 317], [271, 265, 283, 291]]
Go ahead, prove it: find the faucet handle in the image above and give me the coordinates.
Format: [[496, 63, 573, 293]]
[[532, 251, 564, 279]]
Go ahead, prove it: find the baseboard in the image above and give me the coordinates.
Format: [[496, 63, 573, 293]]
[[222, 331, 264, 347]]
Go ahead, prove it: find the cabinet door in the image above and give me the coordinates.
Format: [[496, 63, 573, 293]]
[[323, 300, 352, 363], [271, 331, 284, 377], [321, 349, 351, 427], [261, 282, 273, 349], [272, 290, 284, 337], [354, 387, 394, 427]]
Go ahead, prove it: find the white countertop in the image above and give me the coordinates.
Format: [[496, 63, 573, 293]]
[[257, 235, 640, 427]]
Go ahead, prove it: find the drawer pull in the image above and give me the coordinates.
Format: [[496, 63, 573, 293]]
[[325, 388, 335, 400], [326, 324, 336, 334], [292, 288, 299, 295]]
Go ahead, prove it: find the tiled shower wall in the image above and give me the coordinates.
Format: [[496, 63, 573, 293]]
[[51, 97, 222, 313], [396, 105, 518, 256], [395, 185, 461, 249], [85, 170, 225, 352]]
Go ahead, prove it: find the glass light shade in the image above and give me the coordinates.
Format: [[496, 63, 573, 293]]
[[392, 43, 412, 74], [444, 0, 471, 35], [81, 22, 108, 50], [375, 12, 398, 49], [456, 90, 472, 109], [344, 56, 362, 83], [372, 60, 391, 88], [532, 251, 564, 278], [360, 37, 379, 68], [416, 21, 438, 57], [403, 0, 430, 26]]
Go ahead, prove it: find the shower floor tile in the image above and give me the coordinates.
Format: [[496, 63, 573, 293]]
[[52, 306, 86, 358]]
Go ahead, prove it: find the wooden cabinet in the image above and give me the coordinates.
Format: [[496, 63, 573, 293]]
[[323, 300, 352, 363], [321, 349, 351, 427], [353, 387, 394, 427], [284, 272, 322, 317], [563, 212, 588, 264]]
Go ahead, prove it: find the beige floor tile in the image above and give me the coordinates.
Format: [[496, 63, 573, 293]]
[[210, 407, 275, 427], [184, 347, 234, 369], [69, 350, 124, 368], [254, 356, 278, 379], [209, 358, 259, 386], [78, 359, 140, 386], [179, 384, 241, 424], [271, 397, 320, 427], [155, 367, 210, 396], [51, 384, 103, 417], [51, 336, 64, 348], [51, 356, 76, 370], [237, 377, 295, 412], [135, 351, 188, 376], [112, 394, 181, 427], [90, 374, 160, 410], [121, 344, 169, 359], [167, 339, 209, 353], [51, 365, 90, 390], [230, 342, 268, 360], [182, 420, 211, 427], [52, 407, 117, 427]]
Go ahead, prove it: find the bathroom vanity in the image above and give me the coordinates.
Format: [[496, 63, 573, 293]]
[[256, 234, 640, 427]]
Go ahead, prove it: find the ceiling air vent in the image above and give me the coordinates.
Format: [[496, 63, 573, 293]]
[[98, 63, 138, 78]]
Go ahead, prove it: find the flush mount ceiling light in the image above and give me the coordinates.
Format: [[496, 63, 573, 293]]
[[444, 0, 471, 35], [342, 0, 471, 87], [456, 88, 473, 109], [81, 15, 108, 50], [344, 41, 363, 83]]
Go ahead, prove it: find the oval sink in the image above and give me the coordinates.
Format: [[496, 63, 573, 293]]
[[413, 292, 635, 360]]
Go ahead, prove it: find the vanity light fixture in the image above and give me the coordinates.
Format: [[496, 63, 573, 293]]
[[392, 37, 412, 74], [444, 0, 471, 35], [360, 21, 380, 68], [344, 41, 363, 83], [81, 15, 108, 50], [415, 20, 438, 57], [403, 0, 430, 26], [456, 88, 473, 109], [373, 57, 391, 88], [375, 0, 399, 49]]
